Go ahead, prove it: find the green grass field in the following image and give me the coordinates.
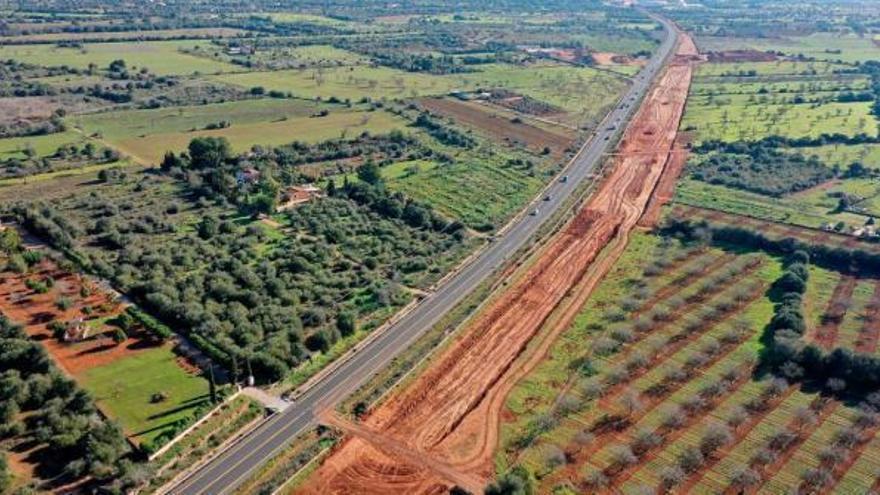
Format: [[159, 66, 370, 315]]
[[695, 60, 850, 78], [386, 155, 544, 229], [0, 131, 89, 159], [682, 97, 876, 142], [78, 345, 209, 448], [212, 62, 626, 127], [73, 98, 320, 142], [696, 33, 880, 64], [674, 178, 869, 230], [0, 40, 242, 75], [84, 106, 408, 164]]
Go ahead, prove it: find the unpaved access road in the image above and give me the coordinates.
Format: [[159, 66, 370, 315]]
[[298, 30, 697, 495], [168, 13, 680, 495]]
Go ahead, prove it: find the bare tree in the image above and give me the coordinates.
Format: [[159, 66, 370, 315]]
[[793, 406, 818, 432], [583, 468, 608, 490], [631, 428, 662, 456]]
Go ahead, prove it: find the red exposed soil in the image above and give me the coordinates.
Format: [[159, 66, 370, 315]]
[[811, 275, 856, 350], [418, 97, 574, 157], [639, 133, 693, 227], [548, 275, 765, 487], [855, 281, 880, 354], [732, 398, 839, 495], [301, 32, 696, 494], [809, 420, 880, 494], [0, 260, 162, 377], [678, 385, 799, 494]]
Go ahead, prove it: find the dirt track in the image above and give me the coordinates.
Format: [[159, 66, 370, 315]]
[[299, 32, 696, 495]]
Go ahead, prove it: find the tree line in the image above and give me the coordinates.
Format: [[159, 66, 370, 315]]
[[662, 218, 880, 397]]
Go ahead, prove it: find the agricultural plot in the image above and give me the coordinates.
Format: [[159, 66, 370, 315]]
[[4, 27, 249, 43], [0, 130, 89, 160], [385, 153, 544, 230], [15, 169, 475, 385], [0, 257, 209, 449], [212, 62, 626, 128], [418, 97, 575, 157], [497, 231, 880, 494], [79, 104, 408, 164], [676, 57, 880, 231], [0, 40, 242, 75], [681, 96, 876, 143], [696, 33, 880, 64], [674, 178, 871, 231]]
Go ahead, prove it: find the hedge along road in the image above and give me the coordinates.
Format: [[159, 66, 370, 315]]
[[168, 12, 680, 495]]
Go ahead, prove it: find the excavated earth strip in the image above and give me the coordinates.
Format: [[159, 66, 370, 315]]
[[299, 32, 697, 495]]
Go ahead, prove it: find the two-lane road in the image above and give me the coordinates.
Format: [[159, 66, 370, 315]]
[[169, 13, 680, 495]]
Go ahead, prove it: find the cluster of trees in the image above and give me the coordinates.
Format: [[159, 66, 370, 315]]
[[341, 160, 463, 233], [364, 50, 483, 74], [2, 141, 121, 180], [0, 115, 66, 140], [662, 218, 880, 396], [856, 61, 880, 120], [161, 132, 439, 218], [17, 171, 463, 382], [661, 217, 880, 274], [15, 203, 82, 250], [688, 143, 834, 196], [488, 89, 561, 116], [695, 132, 880, 152], [0, 316, 137, 492], [414, 112, 475, 148]]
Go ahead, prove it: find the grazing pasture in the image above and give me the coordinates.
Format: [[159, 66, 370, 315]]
[[0, 40, 242, 75], [82, 106, 408, 164], [696, 33, 880, 64]]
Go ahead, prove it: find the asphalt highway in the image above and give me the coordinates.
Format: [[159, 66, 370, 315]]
[[169, 13, 679, 495]]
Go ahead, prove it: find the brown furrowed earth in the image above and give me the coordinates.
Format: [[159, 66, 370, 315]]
[[298, 31, 697, 495], [418, 97, 575, 158]]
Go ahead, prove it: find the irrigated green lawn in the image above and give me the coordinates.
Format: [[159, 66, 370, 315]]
[[78, 345, 209, 448]]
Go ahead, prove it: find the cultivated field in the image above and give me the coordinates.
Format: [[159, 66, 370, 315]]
[[0, 40, 242, 75], [0, 257, 208, 448]]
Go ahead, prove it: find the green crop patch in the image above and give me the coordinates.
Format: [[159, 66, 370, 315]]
[[0, 40, 242, 75]]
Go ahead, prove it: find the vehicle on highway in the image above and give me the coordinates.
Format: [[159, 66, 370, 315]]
[[530, 208, 539, 216], [560, 175, 569, 183]]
